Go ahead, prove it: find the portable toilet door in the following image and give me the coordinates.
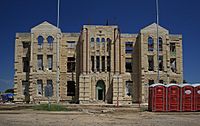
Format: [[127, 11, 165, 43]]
[[149, 84, 166, 112], [193, 84, 200, 111], [181, 84, 194, 111], [166, 84, 181, 112]]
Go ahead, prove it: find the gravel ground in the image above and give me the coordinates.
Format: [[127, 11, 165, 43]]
[[0, 111, 200, 126]]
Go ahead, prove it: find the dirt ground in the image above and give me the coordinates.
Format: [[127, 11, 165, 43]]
[[0, 111, 200, 126]]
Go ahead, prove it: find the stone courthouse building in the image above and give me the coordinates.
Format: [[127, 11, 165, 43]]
[[14, 21, 183, 104]]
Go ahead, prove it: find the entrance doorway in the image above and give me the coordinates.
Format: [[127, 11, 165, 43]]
[[96, 80, 105, 101]]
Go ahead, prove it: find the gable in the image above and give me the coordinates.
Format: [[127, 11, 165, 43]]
[[140, 23, 169, 34], [31, 21, 61, 33]]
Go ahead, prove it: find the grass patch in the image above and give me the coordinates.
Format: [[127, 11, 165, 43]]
[[33, 104, 68, 111]]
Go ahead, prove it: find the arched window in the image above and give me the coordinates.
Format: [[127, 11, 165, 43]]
[[101, 38, 105, 42], [148, 37, 154, 51], [47, 36, 54, 44], [96, 37, 100, 43], [159, 37, 163, 51], [91, 37, 94, 42], [106, 38, 111, 42], [37, 36, 44, 45]]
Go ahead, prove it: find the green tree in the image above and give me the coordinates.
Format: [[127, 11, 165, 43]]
[[4, 89, 14, 93]]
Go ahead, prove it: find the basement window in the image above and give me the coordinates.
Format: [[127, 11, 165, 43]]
[[148, 80, 154, 85]]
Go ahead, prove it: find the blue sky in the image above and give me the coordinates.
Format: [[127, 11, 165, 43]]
[[0, 0, 199, 91]]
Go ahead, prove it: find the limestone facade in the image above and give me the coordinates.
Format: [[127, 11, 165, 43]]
[[14, 21, 183, 104]]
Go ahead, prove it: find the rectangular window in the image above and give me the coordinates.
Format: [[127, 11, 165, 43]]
[[23, 42, 29, 49], [96, 56, 100, 71], [125, 42, 133, 54], [67, 81, 75, 96], [170, 43, 176, 56], [67, 41, 76, 48], [37, 55, 43, 70], [125, 58, 132, 72], [91, 56, 94, 72], [159, 80, 164, 84], [102, 56, 105, 72], [148, 56, 154, 71], [23, 57, 29, 72], [67, 57, 75, 72], [47, 55, 53, 70], [107, 56, 110, 71], [37, 80, 43, 96], [22, 80, 28, 96], [170, 43, 176, 52], [170, 58, 176, 73], [125, 81, 132, 96], [148, 80, 154, 85], [159, 56, 163, 71], [47, 80, 53, 96]]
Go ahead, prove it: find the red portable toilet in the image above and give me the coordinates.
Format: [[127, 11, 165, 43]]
[[193, 84, 200, 111], [166, 84, 181, 111], [181, 84, 194, 111], [148, 84, 166, 112]]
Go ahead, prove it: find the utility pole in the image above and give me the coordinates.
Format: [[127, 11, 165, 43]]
[[56, 0, 60, 103], [156, 0, 160, 83]]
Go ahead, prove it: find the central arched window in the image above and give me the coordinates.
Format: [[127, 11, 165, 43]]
[[159, 37, 163, 51], [148, 37, 154, 51]]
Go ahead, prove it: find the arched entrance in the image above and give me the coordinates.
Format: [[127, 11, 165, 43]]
[[96, 80, 105, 101]]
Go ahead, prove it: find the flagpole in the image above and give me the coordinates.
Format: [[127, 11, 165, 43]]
[[56, 0, 60, 103], [156, 0, 160, 83], [57, 0, 60, 28]]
